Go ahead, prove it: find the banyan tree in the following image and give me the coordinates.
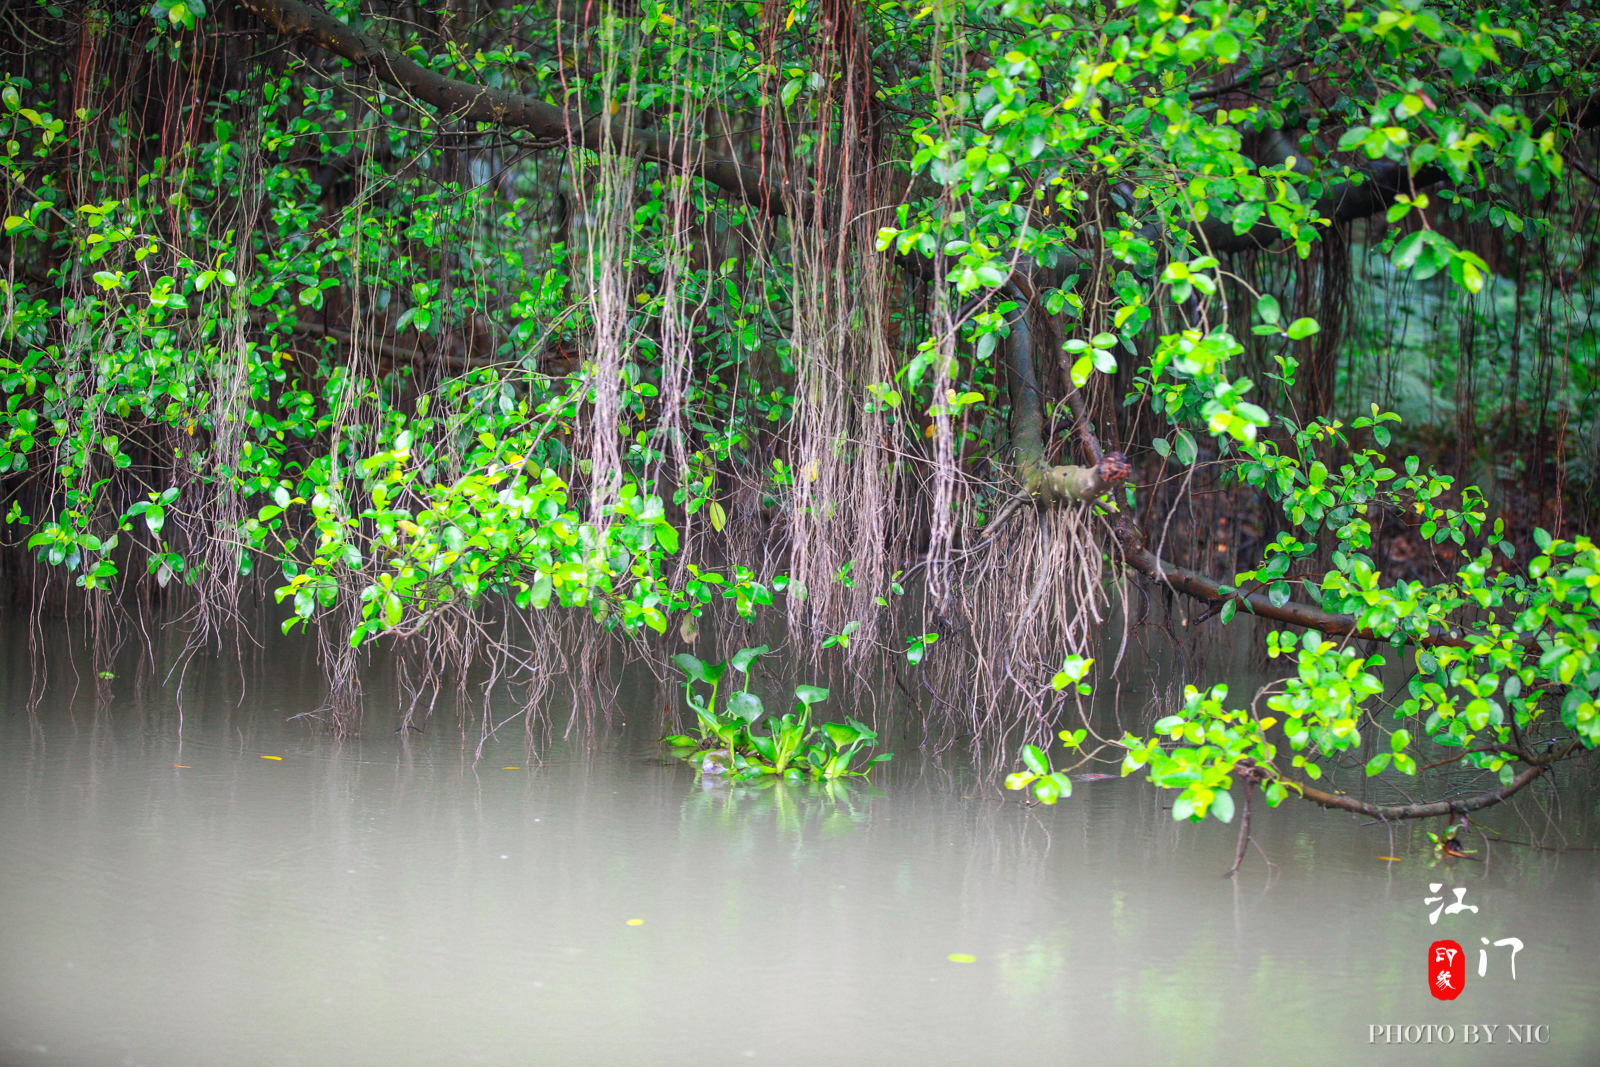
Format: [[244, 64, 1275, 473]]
[[3, 0, 1600, 827]]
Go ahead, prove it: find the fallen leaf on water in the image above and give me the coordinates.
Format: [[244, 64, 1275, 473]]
[[1377, 855, 1402, 861], [261, 755, 282, 761], [174, 764, 190, 768], [627, 919, 644, 926], [503, 766, 521, 770], [947, 954, 976, 963]]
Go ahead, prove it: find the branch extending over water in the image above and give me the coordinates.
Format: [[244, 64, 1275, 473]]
[[1108, 510, 1536, 651], [1242, 739, 1582, 822]]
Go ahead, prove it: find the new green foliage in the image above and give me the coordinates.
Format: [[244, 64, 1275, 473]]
[[667, 649, 891, 781]]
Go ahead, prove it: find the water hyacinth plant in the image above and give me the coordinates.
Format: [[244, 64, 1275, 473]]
[[664, 647, 891, 781]]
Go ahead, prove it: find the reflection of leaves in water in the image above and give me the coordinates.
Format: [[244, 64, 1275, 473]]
[[995, 932, 1071, 1002], [679, 775, 878, 840]]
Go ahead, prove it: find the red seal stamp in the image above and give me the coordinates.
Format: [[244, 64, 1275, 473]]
[[1428, 940, 1465, 1000]]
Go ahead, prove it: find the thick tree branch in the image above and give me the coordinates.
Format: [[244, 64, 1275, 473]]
[[1109, 510, 1540, 651], [262, 314, 500, 371], [1003, 284, 1127, 503], [1197, 95, 1600, 255], [1195, 140, 1445, 255], [1242, 739, 1584, 821], [235, 0, 802, 216]]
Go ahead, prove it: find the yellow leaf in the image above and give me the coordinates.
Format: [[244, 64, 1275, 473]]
[[174, 764, 191, 768], [503, 766, 521, 770], [261, 755, 282, 761], [947, 953, 976, 963], [784, 8, 794, 29], [627, 918, 645, 926]]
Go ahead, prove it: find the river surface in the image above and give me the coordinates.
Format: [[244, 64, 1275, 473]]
[[1, 634, 1598, 1067]]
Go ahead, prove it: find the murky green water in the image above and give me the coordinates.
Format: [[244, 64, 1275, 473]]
[[2, 635, 1597, 1066]]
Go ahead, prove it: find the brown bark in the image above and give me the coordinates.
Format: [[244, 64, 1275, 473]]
[[234, 0, 805, 217], [1241, 739, 1582, 822], [1109, 510, 1541, 651]]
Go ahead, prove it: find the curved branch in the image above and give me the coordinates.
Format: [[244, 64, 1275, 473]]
[[1196, 139, 1445, 255], [236, 0, 804, 217], [265, 314, 500, 371], [1243, 739, 1584, 821], [1110, 510, 1539, 651], [1196, 94, 1600, 256]]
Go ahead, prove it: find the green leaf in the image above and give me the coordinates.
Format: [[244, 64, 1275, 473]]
[[1210, 790, 1235, 823], [729, 645, 770, 672], [726, 691, 765, 724], [672, 652, 708, 684], [1392, 231, 1425, 270], [1021, 744, 1048, 775], [1286, 317, 1320, 340], [822, 721, 861, 748], [1070, 354, 1093, 388], [1256, 294, 1281, 325], [1173, 430, 1197, 466], [1032, 776, 1060, 804], [1365, 753, 1393, 776], [794, 684, 829, 707]]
